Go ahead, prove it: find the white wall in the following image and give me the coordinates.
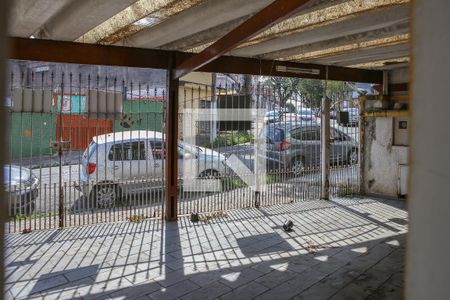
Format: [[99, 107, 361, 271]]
[[363, 67, 409, 198], [407, 1, 450, 299], [364, 117, 408, 197]]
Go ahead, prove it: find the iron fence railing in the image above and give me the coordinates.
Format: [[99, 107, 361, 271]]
[[4, 61, 359, 233]]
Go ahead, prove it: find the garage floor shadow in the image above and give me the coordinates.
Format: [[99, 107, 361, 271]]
[[4, 197, 407, 299]]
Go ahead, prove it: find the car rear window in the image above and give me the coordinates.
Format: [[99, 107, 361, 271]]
[[265, 127, 285, 142], [84, 141, 97, 159]]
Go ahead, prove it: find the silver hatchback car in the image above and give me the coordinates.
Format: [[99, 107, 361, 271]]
[[79, 130, 227, 208]]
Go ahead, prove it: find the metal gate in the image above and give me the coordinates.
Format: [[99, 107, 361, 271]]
[[5, 61, 360, 232], [6, 61, 167, 233]]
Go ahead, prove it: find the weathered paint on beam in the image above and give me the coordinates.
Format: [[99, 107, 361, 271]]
[[314, 43, 409, 66], [36, 0, 136, 41], [232, 3, 409, 58], [7, 37, 383, 83], [262, 23, 409, 60], [174, 0, 314, 79]]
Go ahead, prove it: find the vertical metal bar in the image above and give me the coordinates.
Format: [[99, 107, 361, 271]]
[[358, 95, 365, 195], [78, 72, 82, 226], [321, 70, 330, 200], [166, 56, 179, 221], [68, 72, 73, 228], [39, 71, 45, 230], [58, 73, 65, 228]]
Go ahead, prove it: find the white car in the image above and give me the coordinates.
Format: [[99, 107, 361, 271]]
[[79, 130, 227, 208]]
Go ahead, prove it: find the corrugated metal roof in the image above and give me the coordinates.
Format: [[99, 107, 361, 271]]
[[9, 0, 410, 70]]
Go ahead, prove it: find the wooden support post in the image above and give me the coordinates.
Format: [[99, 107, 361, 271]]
[[166, 57, 179, 221], [321, 95, 331, 200]]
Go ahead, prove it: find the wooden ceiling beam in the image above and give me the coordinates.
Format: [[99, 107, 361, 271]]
[[174, 0, 314, 79], [7, 37, 383, 83]]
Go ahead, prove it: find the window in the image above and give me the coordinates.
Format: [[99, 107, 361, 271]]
[[291, 127, 320, 141], [331, 129, 347, 141], [178, 145, 197, 159], [108, 142, 146, 161], [150, 140, 165, 160]]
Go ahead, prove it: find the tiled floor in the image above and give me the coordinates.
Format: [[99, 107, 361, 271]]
[[4, 197, 407, 299]]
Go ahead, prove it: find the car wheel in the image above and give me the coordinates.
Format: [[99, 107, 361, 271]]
[[10, 202, 35, 216], [199, 170, 223, 192], [24, 202, 35, 215], [348, 149, 358, 165], [291, 158, 305, 177], [200, 169, 220, 179], [91, 183, 121, 209]]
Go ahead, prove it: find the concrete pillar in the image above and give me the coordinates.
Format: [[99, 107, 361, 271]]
[[407, 1, 450, 298], [0, 0, 9, 295]]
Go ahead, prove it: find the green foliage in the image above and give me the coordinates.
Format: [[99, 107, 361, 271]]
[[266, 174, 283, 184], [326, 81, 354, 109], [206, 131, 254, 148], [223, 177, 247, 190], [269, 77, 300, 105], [297, 79, 324, 110], [337, 187, 359, 197], [265, 77, 353, 111], [285, 102, 296, 113]]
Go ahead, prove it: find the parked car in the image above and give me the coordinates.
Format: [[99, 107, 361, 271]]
[[264, 108, 290, 124], [262, 122, 358, 176], [296, 107, 318, 123], [280, 112, 318, 124], [3, 164, 39, 215], [338, 108, 359, 126], [264, 111, 281, 124], [79, 130, 227, 208]]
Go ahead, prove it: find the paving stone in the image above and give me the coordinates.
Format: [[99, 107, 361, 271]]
[[81, 277, 135, 300], [189, 268, 231, 287], [220, 267, 264, 289], [256, 269, 327, 300], [108, 281, 161, 299], [148, 279, 200, 300], [329, 268, 393, 300], [9, 275, 68, 298], [181, 281, 232, 300], [366, 276, 404, 300], [292, 278, 340, 300], [157, 270, 192, 288], [221, 281, 269, 300], [28, 277, 95, 300], [65, 265, 100, 281], [255, 269, 297, 289], [4, 199, 407, 300]]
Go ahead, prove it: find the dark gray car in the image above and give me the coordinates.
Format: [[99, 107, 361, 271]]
[[264, 122, 358, 176]]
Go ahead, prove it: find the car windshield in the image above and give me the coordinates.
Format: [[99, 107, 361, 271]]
[[298, 108, 313, 115], [3, 165, 30, 183]]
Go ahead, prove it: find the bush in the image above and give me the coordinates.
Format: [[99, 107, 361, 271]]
[[205, 131, 254, 148]]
